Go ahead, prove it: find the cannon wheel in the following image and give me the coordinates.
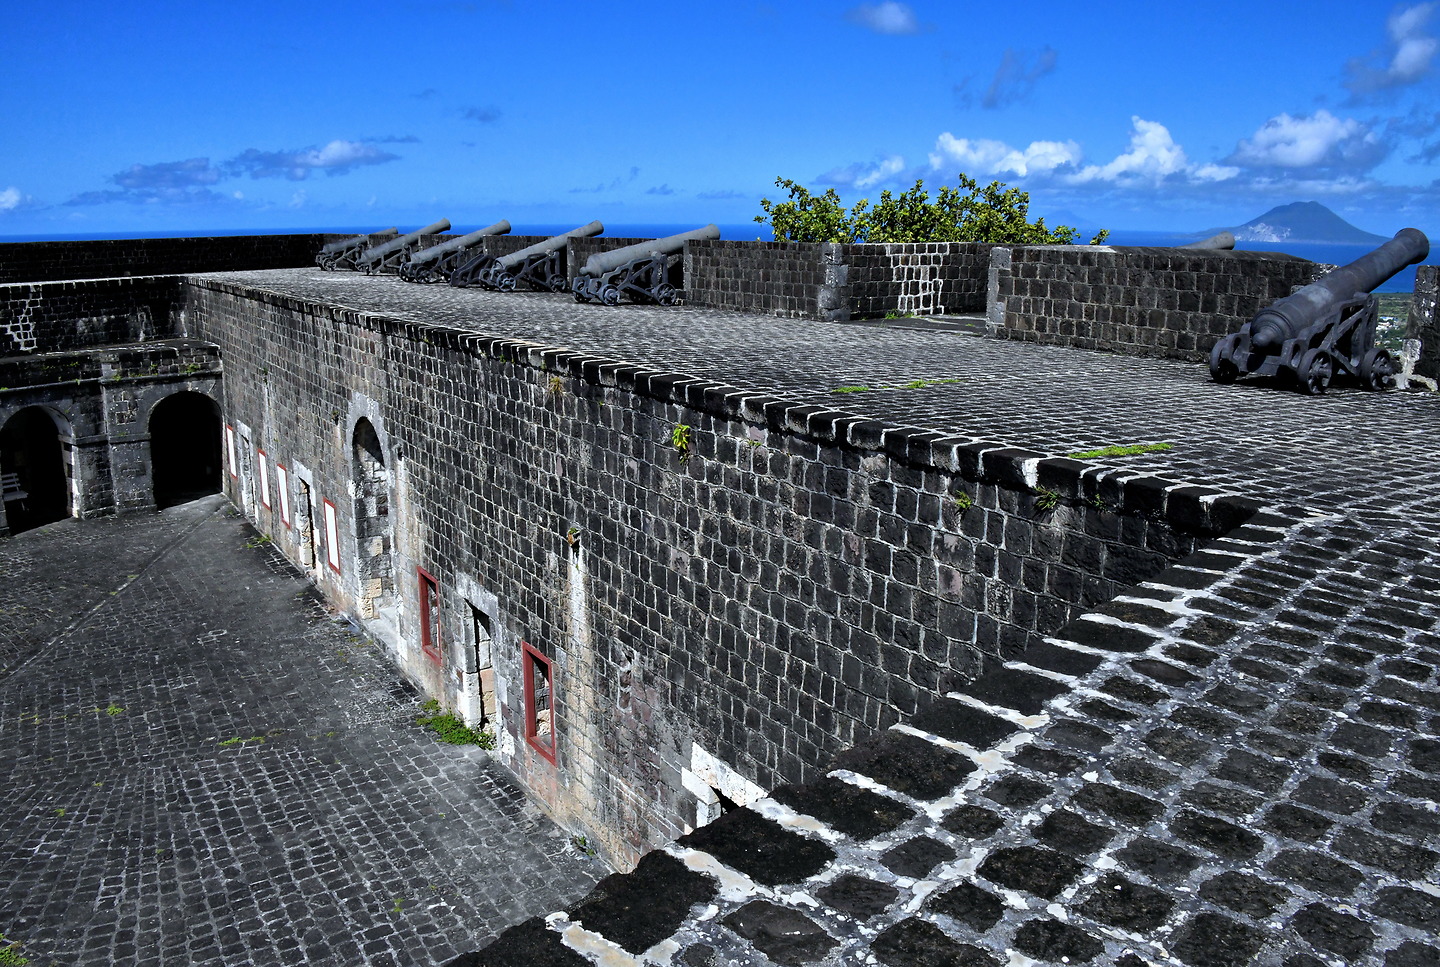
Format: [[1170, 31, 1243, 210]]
[[499, 275, 517, 292], [600, 285, 621, 306], [1358, 347, 1397, 391], [1296, 348, 1333, 395], [572, 279, 590, 303], [1209, 335, 1241, 384], [655, 283, 677, 307]]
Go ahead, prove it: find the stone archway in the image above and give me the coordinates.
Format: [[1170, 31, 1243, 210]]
[[149, 391, 222, 509], [1, 406, 71, 534], [352, 417, 395, 621]]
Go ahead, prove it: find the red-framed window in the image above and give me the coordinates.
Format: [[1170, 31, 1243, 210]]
[[523, 642, 556, 764], [257, 449, 271, 509], [225, 425, 238, 479], [275, 463, 291, 528], [322, 499, 341, 573], [418, 567, 442, 664]]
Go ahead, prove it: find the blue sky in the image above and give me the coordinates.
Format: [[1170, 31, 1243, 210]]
[[2, 1, 1438, 239]]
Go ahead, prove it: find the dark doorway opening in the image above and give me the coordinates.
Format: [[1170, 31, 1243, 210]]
[[150, 392, 222, 509], [1, 407, 69, 534]]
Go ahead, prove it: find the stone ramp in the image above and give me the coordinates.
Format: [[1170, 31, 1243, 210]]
[[459, 507, 1439, 966]]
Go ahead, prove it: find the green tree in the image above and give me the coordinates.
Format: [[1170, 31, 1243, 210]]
[[756, 173, 1109, 245]]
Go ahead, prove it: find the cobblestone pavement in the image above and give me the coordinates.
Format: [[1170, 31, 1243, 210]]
[[206, 274, 1440, 966], [0, 496, 602, 967]]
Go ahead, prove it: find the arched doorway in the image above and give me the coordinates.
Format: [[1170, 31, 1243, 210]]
[[1, 406, 70, 534], [149, 392, 222, 509], [352, 418, 394, 620]]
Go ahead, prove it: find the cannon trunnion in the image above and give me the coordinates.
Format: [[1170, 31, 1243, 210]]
[[572, 224, 720, 306], [449, 221, 605, 292], [397, 221, 512, 283], [1210, 228, 1430, 394]]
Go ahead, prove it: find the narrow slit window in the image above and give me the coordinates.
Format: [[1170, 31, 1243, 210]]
[[275, 463, 291, 527], [225, 425, 238, 479], [257, 449, 271, 509], [522, 642, 556, 764], [323, 499, 341, 573], [418, 567, 442, 664]]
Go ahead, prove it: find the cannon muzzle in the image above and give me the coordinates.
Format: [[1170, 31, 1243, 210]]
[[318, 227, 398, 256], [580, 224, 720, 278], [1179, 232, 1235, 251]]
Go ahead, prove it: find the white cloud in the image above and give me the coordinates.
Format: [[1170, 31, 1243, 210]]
[[1228, 110, 1385, 172], [855, 155, 906, 188], [1071, 117, 1191, 183], [817, 155, 909, 188], [845, 2, 920, 35], [1346, 2, 1437, 96], [0, 187, 21, 211], [227, 140, 400, 180], [930, 135, 1081, 177]]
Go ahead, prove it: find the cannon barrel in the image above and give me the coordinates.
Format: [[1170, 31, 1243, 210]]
[[1179, 231, 1235, 250], [580, 224, 720, 277], [1249, 228, 1429, 350], [318, 227, 397, 256], [499, 221, 605, 270], [407, 221, 511, 266], [359, 219, 452, 266]]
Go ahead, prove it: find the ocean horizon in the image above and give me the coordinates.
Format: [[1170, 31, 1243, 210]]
[[0, 224, 1422, 292]]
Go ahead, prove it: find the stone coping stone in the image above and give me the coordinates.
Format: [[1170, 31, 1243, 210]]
[[566, 850, 716, 955]]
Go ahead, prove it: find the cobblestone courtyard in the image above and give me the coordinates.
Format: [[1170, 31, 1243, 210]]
[[0, 496, 602, 966]]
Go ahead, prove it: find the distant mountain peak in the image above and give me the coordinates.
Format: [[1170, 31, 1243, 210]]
[[1226, 201, 1389, 245]]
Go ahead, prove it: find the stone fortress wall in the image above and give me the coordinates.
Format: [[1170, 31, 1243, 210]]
[[0, 232, 1434, 871]]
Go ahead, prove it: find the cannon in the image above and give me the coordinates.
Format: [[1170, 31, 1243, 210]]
[[1179, 231, 1235, 250], [1209, 228, 1429, 394], [354, 219, 452, 274], [315, 228, 398, 270], [572, 224, 720, 306], [449, 221, 604, 291], [397, 221, 512, 283]]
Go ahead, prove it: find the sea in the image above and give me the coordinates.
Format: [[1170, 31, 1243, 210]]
[[0, 223, 1423, 292]]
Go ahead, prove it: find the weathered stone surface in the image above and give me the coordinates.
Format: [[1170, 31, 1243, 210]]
[[872, 918, 999, 967], [1290, 903, 1376, 960], [1076, 874, 1174, 931], [927, 881, 1004, 932], [721, 900, 837, 966], [977, 846, 1083, 899], [815, 874, 898, 921], [831, 730, 976, 801], [569, 851, 716, 954], [771, 776, 916, 841], [1012, 919, 1104, 963], [881, 836, 956, 879], [678, 809, 834, 887]]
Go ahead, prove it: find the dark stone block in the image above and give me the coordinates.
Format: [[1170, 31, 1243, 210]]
[[1072, 783, 1163, 823], [1333, 826, 1439, 878], [984, 774, 1051, 807], [1101, 676, 1166, 705], [569, 850, 717, 954], [1169, 809, 1263, 859], [1372, 800, 1440, 839], [977, 845, 1082, 899], [1387, 941, 1440, 967], [815, 873, 898, 920], [1010, 746, 1084, 775], [1045, 720, 1115, 752], [1408, 737, 1440, 774], [1035, 810, 1115, 856], [1292, 777, 1368, 815], [1265, 849, 1363, 896], [1371, 886, 1440, 931], [881, 835, 955, 879], [1182, 616, 1242, 646], [1077, 873, 1174, 930], [1213, 750, 1291, 793], [1055, 618, 1159, 653], [1261, 804, 1332, 842], [1012, 919, 1104, 963], [1290, 903, 1375, 960], [1114, 838, 1202, 880], [460, 916, 590, 967], [1199, 871, 1290, 918], [678, 808, 834, 887], [830, 730, 976, 801], [1169, 705, 1240, 735], [872, 917, 999, 967], [1018, 641, 1105, 677], [908, 699, 1017, 749], [1168, 912, 1269, 967], [928, 881, 1004, 931], [963, 667, 1068, 715], [1110, 756, 1180, 790], [721, 900, 837, 966], [771, 776, 916, 841], [941, 804, 1004, 839]]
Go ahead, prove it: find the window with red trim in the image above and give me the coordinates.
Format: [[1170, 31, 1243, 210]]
[[522, 642, 556, 763], [418, 567, 442, 664]]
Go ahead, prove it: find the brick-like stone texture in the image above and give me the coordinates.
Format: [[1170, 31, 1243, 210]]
[[989, 245, 1326, 361], [0, 276, 185, 354], [0, 233, 333, 284]]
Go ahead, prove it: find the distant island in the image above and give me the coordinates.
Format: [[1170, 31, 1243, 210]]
[[1207, 201, 1389, 245]]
